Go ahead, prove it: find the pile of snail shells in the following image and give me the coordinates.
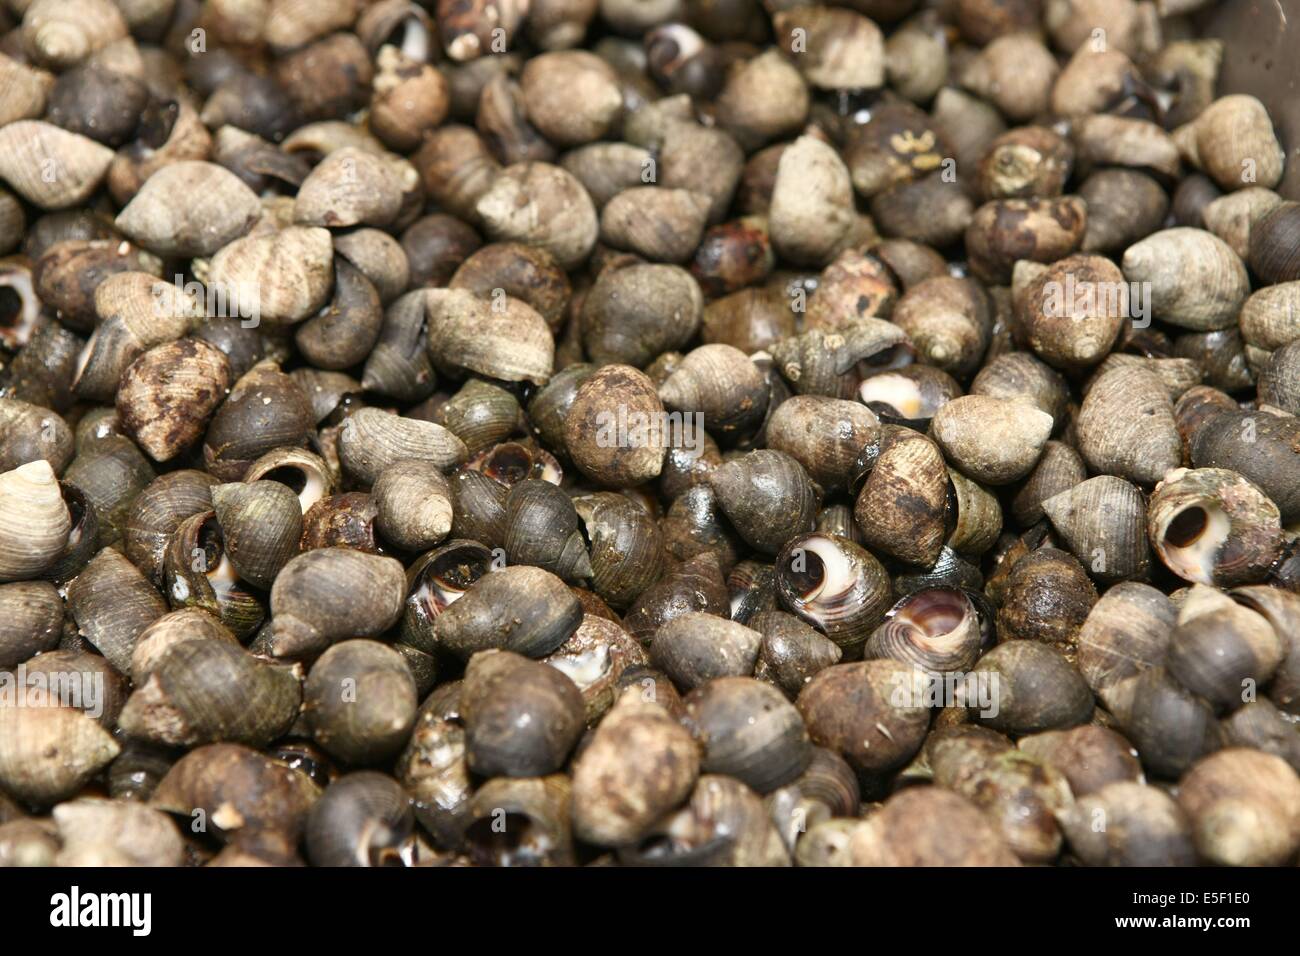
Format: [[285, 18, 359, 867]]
[[1, 0, 1300, 870]]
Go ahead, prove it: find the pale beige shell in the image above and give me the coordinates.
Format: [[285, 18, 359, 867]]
[[372, 460, 453, 552], [1239, 282, 1300, 352], [88, 36, 145, 77], [0, 460, 72, 582], [1177, 749, 1300, 866], [53, 798, 185, 868], [0, 52, 55, 127], [110, 0, 177, 37], [1174, 95, 1286, 192], [1202, 187, 1284, 260], [1122, 227, 1249, 331], [930, 395, 1053, 485], [0, 706, 121, 806], [1076, 365, 1182, 485], [769, 135, 854, 267], [332, 228, 410, 303], [772, 7, 884, 90], [265, 0, 359, 52], [715, 50, 809, 150], [22, 0, 128, 70], [475, 162, 599, 270], [0, 121, 114, 209], [115, 161, 262, 258], [1051, 46, 1137, 117], [520, 50, 623, 146], [294, 147, 408, 229], [206, 226, 335, 326], [958, 33, 1058, 122], [426, 288, 555, 385]]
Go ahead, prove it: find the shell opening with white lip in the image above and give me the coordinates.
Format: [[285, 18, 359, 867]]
[[0, 266, 39, 351], [197, 516, 242, 597], [782, 535, 858, 622], [546, 643, 612, 690], [260, 464, 328, 513], [1157, 503, 1231, 585], [389, 20, 431, 63], [859, 372, 925, 419]]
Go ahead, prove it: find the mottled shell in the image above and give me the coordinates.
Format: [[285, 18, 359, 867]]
[[474, 162, 598, 269], [1014, 254, 1127, 369], [564, 364, 667, 487], [117, 340, 233, 463], [796, 659, 930, 773], [571, 690, 700, 846], [426, 288, 554, 385], [854, 426, 947, 566], [765, 395, 879, 491]]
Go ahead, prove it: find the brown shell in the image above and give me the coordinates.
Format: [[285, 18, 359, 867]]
[[117, 339, 232, 464]]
